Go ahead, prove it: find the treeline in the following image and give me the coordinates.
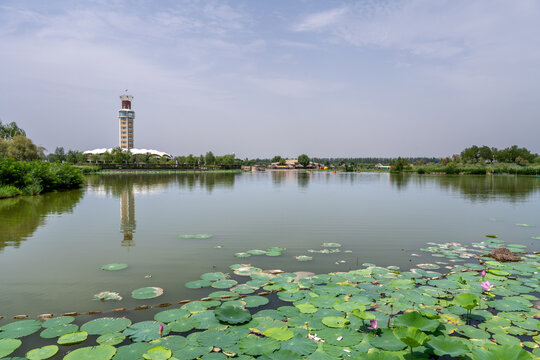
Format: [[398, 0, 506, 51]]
[[460, 145, 537, 165], [0, 121, 84, 198]]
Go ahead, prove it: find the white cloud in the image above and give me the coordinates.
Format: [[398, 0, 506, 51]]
[[294, 7, 348, 32]]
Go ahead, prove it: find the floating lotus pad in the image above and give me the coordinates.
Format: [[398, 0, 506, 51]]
[[211, 279, 237, 289], [185, 280, 212, 289], [0, 320, 41, 338], [295, 255, 312, 261], [42, 316, 75, 328], [0, 338, 21, 358], [178, 234, 213, 239], [57, 331, 88, 345], [26, 345, 58, 360], [234, 252, 251, 258], [247, 249, 267, 255], [124, 321, 169, 342], [154, 309, 190, 323], [40, 324, 79, 339], [63, 345, 116, 360], [132, 287, 164, 299], [81, 317, 131, 335], [214, 306, 252, 325], [96, 332, 125, 346], [142, 346, 171, 360], [200, 272, 228, 281], [100, 263, 128, 271]]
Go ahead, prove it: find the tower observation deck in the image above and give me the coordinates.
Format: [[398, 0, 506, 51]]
[[119, 94, 135, 149]]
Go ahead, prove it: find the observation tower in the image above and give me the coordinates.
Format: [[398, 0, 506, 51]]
[[118, 93, 135, 149]]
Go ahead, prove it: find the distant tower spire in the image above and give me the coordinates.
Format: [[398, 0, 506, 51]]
[[118, 93, 135, 149]]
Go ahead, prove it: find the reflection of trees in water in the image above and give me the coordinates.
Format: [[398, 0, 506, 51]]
[[297, 172, 309, 188], [389, 173, 411, 191], [434, 175, 539, 202], [86, 173, 238, 248], [0, 190, 84, 252], [389, 174, 539, 202], [86, 173, 237, 195]]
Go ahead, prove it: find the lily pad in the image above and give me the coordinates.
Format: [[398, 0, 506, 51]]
[[427, 335, 469, 357], [239, 334, 280, 355], [63, 345, 116, 360], [211, 279, 237, 289], [57, 331, 88, 345], [244, 296, 270, 308], [454, 293, 480, 310], [0, 320, 41, 338], [322, 243, 341, 248], [247, 249, 267, 255], [394, 311, 439, 332], [26, 345, 59, 360], [81, 317, 131, 335], [154, 309, 190, 323], [142, 346, 171, 360], [264, 327, 294, 341], [295, 255, 312, 261], [96, 332, 126, 346], [185, 280, 212, 289], [0, 338, 22, 358], [321, 316, 349, 328], [200, 272, 228, 281], [40, 324, 79, 339], [124, 321, 169, 342], [393, 326, 429, 348], [100, 264, 128, 271], [214, 306, 252, 325], [94, 291, 122, 301], [43, 316, 75, 328], [132, 287, 164, 299], [234, 252, 251, 258]]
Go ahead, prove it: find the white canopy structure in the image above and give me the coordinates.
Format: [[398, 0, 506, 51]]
[[83, 148, 172, 159]]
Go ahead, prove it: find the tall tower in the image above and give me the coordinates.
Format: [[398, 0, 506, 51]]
[[118, 94, 135, 149]]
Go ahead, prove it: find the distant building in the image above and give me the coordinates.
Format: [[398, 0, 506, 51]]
[[119, 94, 135, 149], [375, 163, 391, 170], [268, 159, 319, 169]]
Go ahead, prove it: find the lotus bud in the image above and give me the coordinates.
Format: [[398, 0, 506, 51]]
[[158, 324, 163, 336]]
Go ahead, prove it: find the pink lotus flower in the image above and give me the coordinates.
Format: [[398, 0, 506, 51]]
[[481, 280, 494, 292], [158, 324, 164, 336], [308, 333, 324, 342], [368, 320, 378, 330], [481, 270, 486, 277]]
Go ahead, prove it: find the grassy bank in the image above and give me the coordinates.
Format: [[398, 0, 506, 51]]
[[409, 163, 540, 175], [0, 158, 85, 198], [96, 169, 243, 174]]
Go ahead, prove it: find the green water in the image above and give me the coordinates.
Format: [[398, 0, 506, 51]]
[[0, 172, 538, 318]]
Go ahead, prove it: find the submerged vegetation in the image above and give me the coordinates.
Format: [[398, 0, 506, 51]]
[[0, 235, 538, 359]]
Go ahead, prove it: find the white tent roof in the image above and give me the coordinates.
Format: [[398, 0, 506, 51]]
[[83, 148, 172, 158]]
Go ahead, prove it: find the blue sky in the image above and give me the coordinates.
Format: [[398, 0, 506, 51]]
[[1, 0, 539, 158]]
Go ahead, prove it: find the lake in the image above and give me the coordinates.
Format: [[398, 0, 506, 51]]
[[0, 172, 539, 319]]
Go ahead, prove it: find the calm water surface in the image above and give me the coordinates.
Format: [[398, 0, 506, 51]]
[[0, 172, 539, 318]]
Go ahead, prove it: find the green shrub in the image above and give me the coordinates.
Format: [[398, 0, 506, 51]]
[[0, 185, 21, 199], [416, 168, 425, 174]]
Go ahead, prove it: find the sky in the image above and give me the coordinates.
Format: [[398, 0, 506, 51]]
[[1, 0, 539, 158]]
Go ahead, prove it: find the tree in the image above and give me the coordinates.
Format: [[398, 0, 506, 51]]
[[0, 121, 26, 140], [205, 151, 216, 166], [460, 145, 479, 163], [0, 138, 7, 158], [391, 157, 410, 172], [478, 146, 493, 162], [54, 147, 66, 162], [297, 154, 310, 168], [271, 155, 283, 163], [6, 135, 40, 161]]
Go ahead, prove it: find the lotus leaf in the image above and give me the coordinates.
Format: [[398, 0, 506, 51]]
[[185, 280, 212, 289], [57, 331, 88, 345], [149, 335, 188, 353], [112, 343, 153, 360], [211, 279, 237, 289], [173, 345, 211, 359], [81, 317, 131, 336], [321, 243, 341, 248], [321, 316, 349, 328], [368, 329, 407, 351], [96, 332, 126, 345], [40, 324, 78, 339], [394, 311, 439, 332], [177, 234, 213, 239], [490, 298, 531, 312], [265, 251, 282, 256], [0, 338, 21, 358], [231, 284, 256, 294], [281, 336, 318, 355], [244, 296, 269, 308], [197, 330, 239, 348], [515, 224, 535, 227], [393, 326, 429, 348], [142, 346, 171, 360], [317, 328, 362, 346], [63, 345, 116, 360], [354, 349, 402, 360], [100, 263, 128, 271], [42, 316, 75, 328], [124, 321, 169, 342], [471, 344, 534, 359], [295, 255, 312, 261], [0, 320, 41, 338], [296, 303, 318, 314], [214, 306, 252, 324], [352, 310, 376, 320], [239, 335, 280, 355], [263, 327, 294, 341], [247, 249, 267, 255], [132, 287, 164, 299], [427, 335, 469, 357], [201, 353, 226, 360], [192, 310, 223, 329], [454, 293, 481, 310], [154, 309, 190, 323], [25, 345, 58, 360]]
